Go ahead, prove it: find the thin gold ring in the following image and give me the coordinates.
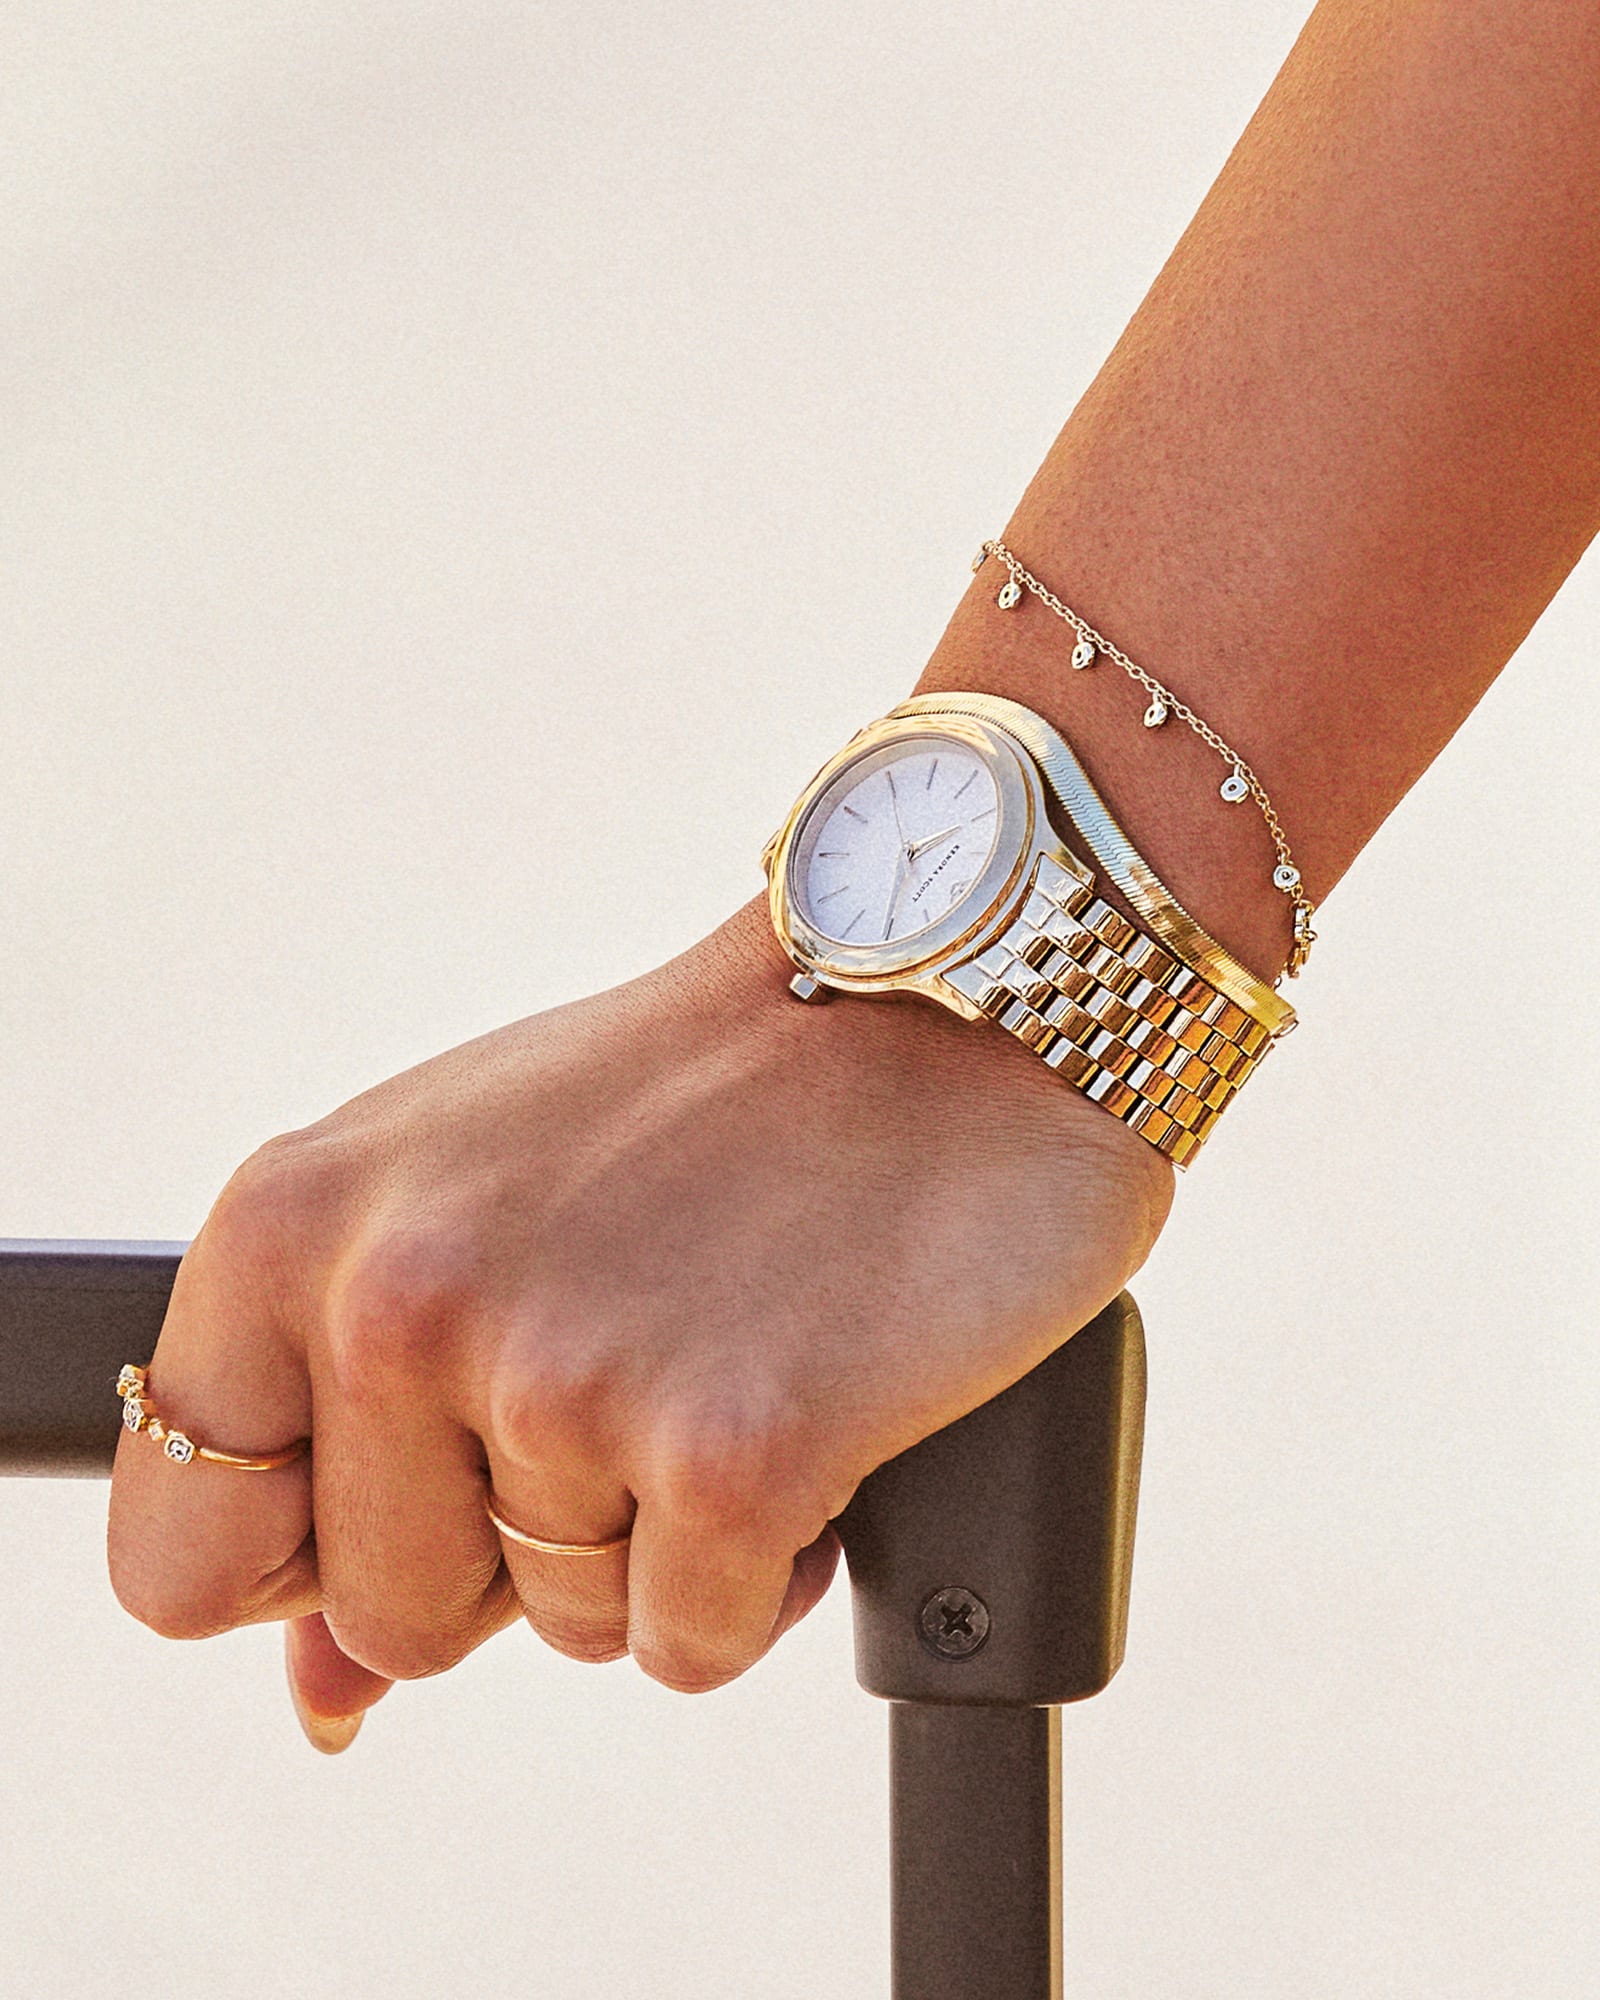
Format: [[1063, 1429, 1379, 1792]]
[[116, 1364, 310, 1472], [484, 1489, 632, 1557]]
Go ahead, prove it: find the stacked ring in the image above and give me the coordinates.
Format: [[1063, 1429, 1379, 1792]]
[[116, 1364, 310, 1472]]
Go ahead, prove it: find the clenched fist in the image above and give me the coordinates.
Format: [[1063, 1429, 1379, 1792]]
[[108, 896, 1171, 1750]]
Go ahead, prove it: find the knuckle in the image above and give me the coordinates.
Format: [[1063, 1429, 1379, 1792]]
[[109, 1563, 237, 1643], [653, 1391, 816, 1543], [321, 1608, 477, 1684], [489, 1327, 615, 1468], [326, 1220, 480, 1395], [524, 1613, 630, 1667], [205, 1128, 341, 1260], [630, 1643, 739, 1696]]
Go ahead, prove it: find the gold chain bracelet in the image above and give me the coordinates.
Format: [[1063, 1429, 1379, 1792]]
[[974, 539, 1317, 979]]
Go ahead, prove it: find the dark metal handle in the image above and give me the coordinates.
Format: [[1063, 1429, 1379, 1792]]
[[832, 1293, 1146, 2000], [0, 1241, 184, 1475], [0, 1243, 1144, 2000], [832, 1291, 1145, 1707]]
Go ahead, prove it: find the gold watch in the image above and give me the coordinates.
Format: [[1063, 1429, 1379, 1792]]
[[761, 694, 1294, 1168]]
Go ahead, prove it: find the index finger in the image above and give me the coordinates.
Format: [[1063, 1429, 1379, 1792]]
[[106, 1150, 319, 1639]]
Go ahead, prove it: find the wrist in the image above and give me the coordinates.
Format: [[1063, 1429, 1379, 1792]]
[[683, 895, 1178, 1204]]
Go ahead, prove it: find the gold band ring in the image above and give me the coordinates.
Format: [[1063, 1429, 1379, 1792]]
[[116, 1365, 310, 1472], [484, 1489, 632, 1557]]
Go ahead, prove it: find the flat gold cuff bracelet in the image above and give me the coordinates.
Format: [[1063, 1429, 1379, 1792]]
[[891, 691, 1296, 1040], [116, 1364, 310, 1471]]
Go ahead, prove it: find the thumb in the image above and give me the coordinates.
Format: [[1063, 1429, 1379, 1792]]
[[285, 1610, 393, 1755]]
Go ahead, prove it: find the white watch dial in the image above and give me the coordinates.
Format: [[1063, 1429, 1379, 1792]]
[[795, 737, 1001, 946]]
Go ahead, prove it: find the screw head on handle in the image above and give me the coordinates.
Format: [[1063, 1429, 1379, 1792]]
[[918, 1585, 992, 1660]]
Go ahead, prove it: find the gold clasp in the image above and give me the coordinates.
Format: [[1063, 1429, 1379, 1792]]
[[1287, 900, 1318, 978]]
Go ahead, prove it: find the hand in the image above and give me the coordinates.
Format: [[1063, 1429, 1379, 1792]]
[[107, 896, 1174, 1749]]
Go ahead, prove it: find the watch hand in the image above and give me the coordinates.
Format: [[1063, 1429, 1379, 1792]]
[[882, 846, 911, 938], [908, 825, 960, 859]]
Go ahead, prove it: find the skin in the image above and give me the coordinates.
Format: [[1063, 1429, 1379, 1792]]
[[108, 0, 1600, 1746], [935, 0, 1600, 983], [110, 902, 1169, 1740]]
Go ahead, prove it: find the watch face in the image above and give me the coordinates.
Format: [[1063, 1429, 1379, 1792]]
[[791, 733, 1004, 948]]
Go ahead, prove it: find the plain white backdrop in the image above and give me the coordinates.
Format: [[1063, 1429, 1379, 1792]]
[[4, 3, 1598, 1994]]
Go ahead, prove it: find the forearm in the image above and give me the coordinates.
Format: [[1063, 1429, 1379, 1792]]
[[917, 0, 1600, 981]]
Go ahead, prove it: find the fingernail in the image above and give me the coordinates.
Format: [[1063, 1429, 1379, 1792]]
[[296, 1707, 363, 1756]]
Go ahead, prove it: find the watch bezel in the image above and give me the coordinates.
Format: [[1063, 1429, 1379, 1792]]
[[766, 714, 1040, 991]]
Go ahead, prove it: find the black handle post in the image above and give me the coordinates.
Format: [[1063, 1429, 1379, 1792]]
[[832, 1293, 1146, 1999]]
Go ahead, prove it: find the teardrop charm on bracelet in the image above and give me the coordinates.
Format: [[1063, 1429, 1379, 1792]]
[[1071, 637, 1096, 670], [997, 579, 1023, 610], [1219, 770, 1250, 803], [1142, 696, 1169, 728], [970, 547, 987, 574]]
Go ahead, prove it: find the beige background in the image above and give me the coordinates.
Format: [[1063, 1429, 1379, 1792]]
[[4, 3, 1598, 1994]]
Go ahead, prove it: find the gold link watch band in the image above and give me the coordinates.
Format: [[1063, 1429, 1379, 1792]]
[[941, 851, 1273, 1168]]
